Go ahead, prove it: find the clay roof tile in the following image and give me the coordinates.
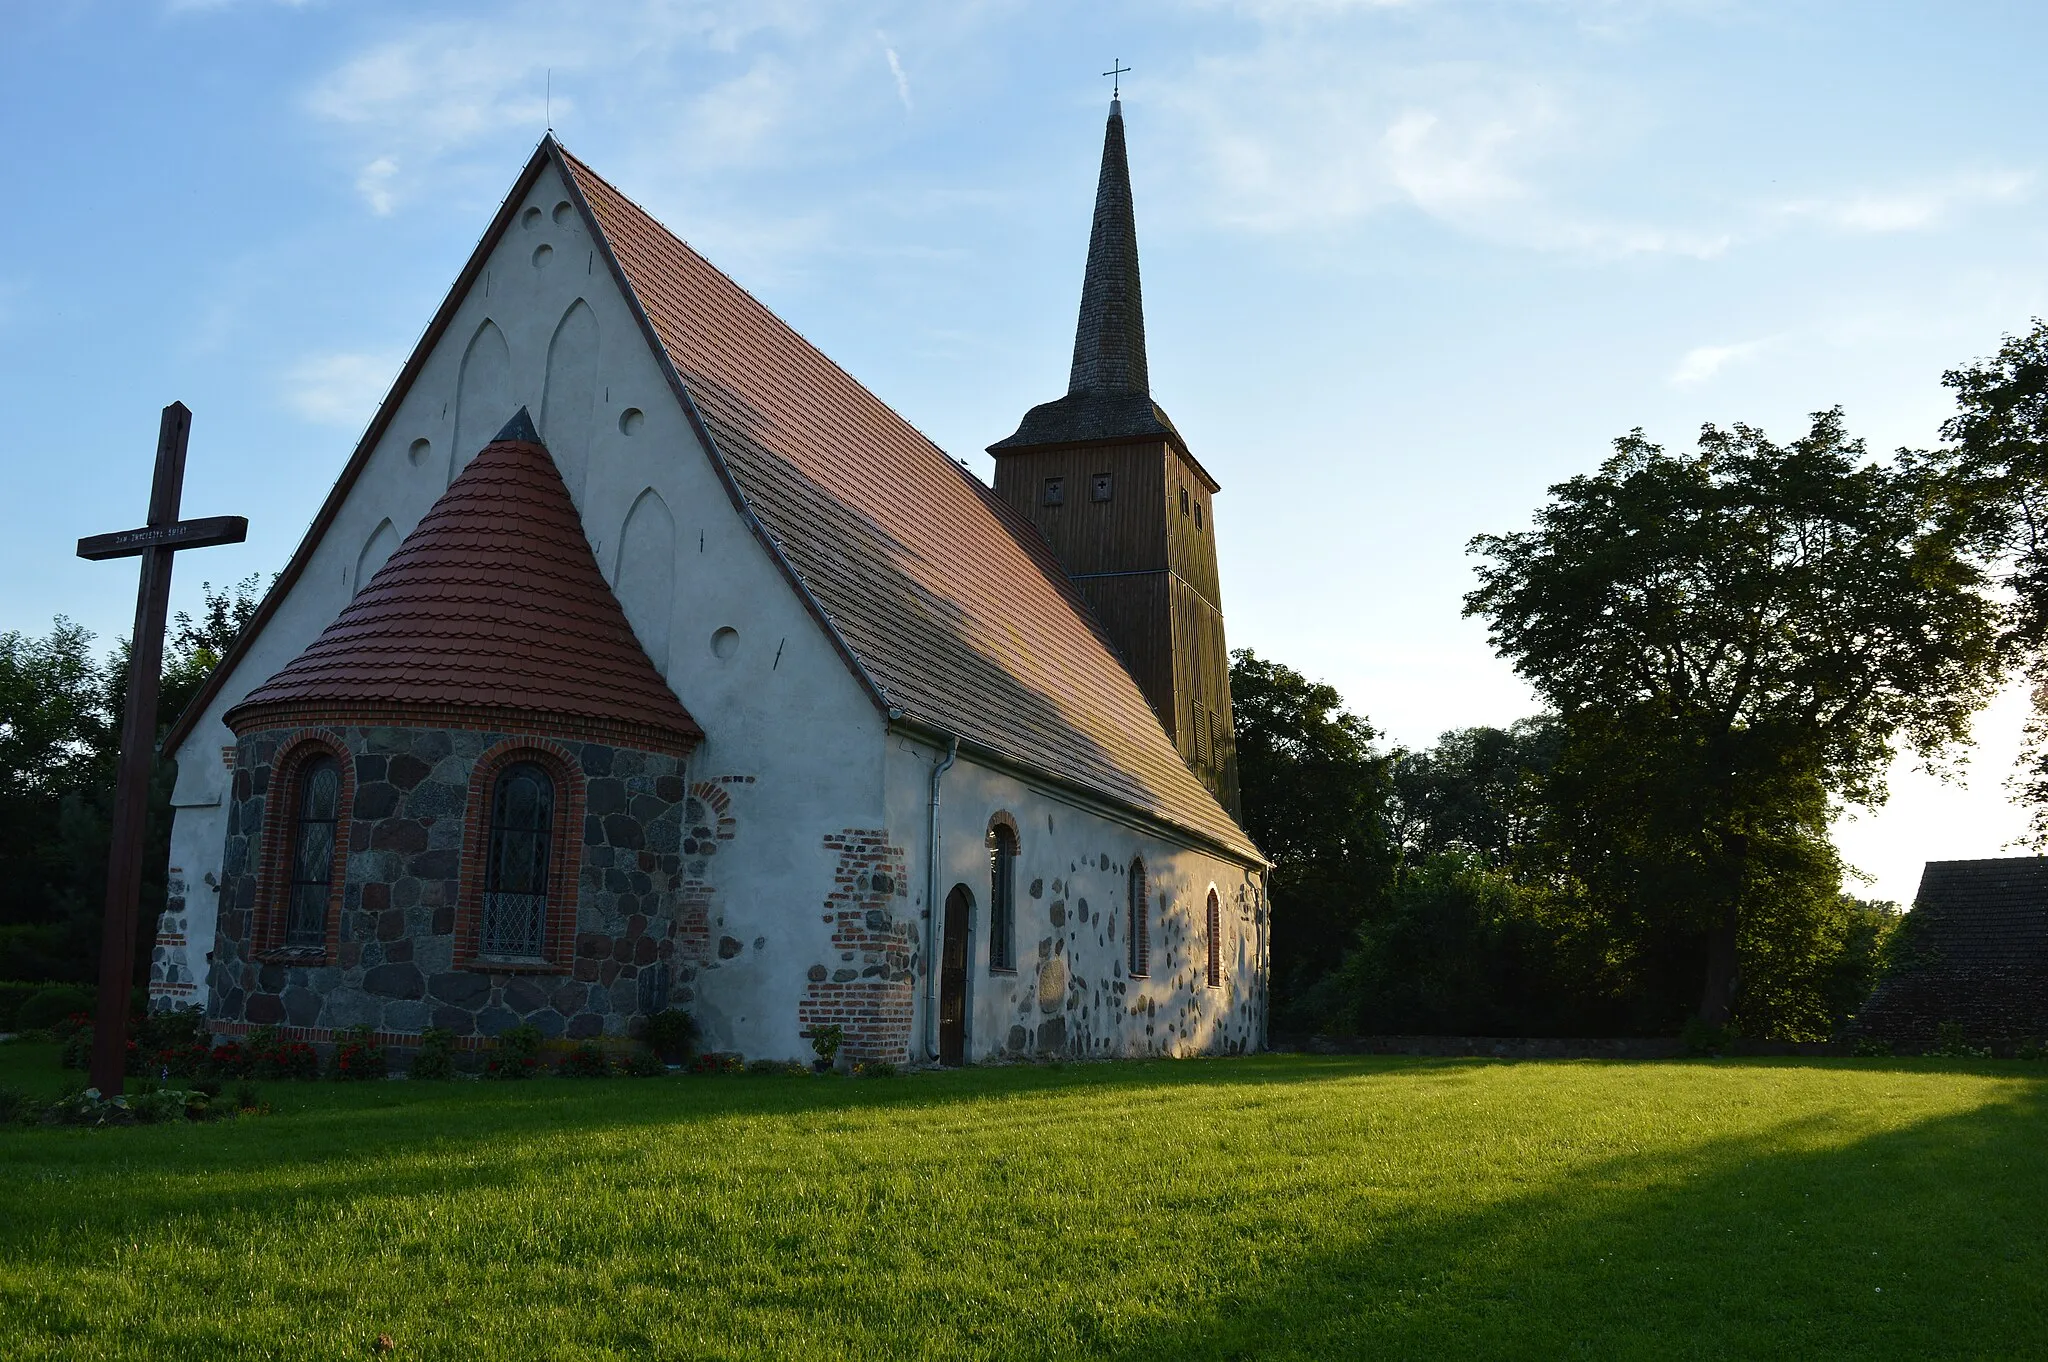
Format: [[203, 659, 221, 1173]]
[[227, 419, 702, 751]]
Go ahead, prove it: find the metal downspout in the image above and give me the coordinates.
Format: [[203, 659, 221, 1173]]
[[923, 735, 959, 1062]]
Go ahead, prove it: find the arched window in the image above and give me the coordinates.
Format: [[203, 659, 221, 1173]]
[[482, 762, 555, 959], [1128, 858, 1150, 977], [988, 820, 1018, 973], [284, 756, 341, 950], [1205, 889, 1222, 988]]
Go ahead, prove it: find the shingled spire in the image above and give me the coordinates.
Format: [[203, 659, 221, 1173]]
[[1068, 98, 1147, 397], [991, 100, 1180, 450]]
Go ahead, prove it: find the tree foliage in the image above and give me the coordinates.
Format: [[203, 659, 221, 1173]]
[[0, 577, 261, 983], [1466, 410, 2002, 1023], [1929, 320, 2048, 840], [1229, 649, 1396, 1014]]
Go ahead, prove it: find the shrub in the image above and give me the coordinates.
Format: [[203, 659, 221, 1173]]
[[1681, 1017, 1732, 1057], [622, 1049, 668, 1078], [688, 1051, 743, 1075], [330, 1024, 387, 1081], [1852, 1035, 1894, 1058], [129, 1088, 209, 1125], [1931, 1021, 1991, 1059], [485, 1024, 545, 1080], [0, 981, 39, 1031], [558, 1042, 613, 1078], [0, 1084, 37, 1125], [407, 1028, 459, 1080], [802, 1024, 844, 1071], [207, 1041, 251, 1078], [17, 985, 93, 1033], [645, 1008, 699, 1062], [852, 1060, 899, 1079], [744, 1058, 806, 1077], [246, 1027, 319, 1081], [231, 1082, 262, 1112], [2018, 1039, 2045, 1062]]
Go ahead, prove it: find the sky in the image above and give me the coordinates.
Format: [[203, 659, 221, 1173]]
[[4, 0, 2047, 906]]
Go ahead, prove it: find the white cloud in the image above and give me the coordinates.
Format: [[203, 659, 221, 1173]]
[[1776, 170, 2032, 234], [283, 351, 403, 426], [883, 42, 912, 112], [1163, 48, 1726, 258], [1670, 336, 1769, 386]]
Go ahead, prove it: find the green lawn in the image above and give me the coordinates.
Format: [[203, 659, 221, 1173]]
[[0, 1043, 2042, 1360]]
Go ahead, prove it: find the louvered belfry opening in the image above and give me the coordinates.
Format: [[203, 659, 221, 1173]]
[[988, 101, 1241, 818]]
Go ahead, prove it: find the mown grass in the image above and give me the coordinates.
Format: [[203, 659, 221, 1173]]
[[0, 1042, 2042, 1360]]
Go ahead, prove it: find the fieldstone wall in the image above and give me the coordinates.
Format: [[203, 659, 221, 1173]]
[[990, 853, 1263, 1062], [208, 723, 689, 1042]]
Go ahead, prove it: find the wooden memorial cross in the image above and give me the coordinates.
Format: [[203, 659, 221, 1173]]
[[76, 402, 247, 1095]]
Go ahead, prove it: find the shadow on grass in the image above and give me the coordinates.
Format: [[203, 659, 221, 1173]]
[[3, 1051, 2044, 1360], [1090, 1069, 2048, 1361]]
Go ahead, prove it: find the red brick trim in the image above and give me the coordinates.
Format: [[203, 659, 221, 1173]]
[[688, 781, 738, 840], [251, 731, 354, 964], [229, 698, 698, 758], [455, 737, 585, 974], [210, 1019, 496, 1052]]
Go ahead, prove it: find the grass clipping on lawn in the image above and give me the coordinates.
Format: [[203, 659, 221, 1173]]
[[0, 1048, 2042, 1359]]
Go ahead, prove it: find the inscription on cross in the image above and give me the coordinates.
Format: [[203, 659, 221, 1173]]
[[76, 402, 248, 1095]]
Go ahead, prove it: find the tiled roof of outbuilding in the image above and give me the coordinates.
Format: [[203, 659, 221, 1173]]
[[226, 414, 702, 754], [561, 148, 1259, 862], [1909, 858, 2048, 966]]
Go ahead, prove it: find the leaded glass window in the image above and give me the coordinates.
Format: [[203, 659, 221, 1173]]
[[482, 762, 554, 959], [284, 755, 341, 950]]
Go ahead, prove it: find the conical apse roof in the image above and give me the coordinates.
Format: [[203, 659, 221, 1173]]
[[227, 412, 702, 754]]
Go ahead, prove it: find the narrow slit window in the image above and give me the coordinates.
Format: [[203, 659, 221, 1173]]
[[1195, 502, 1203, 529], [1205, 890, 1222, 988], [1128, 859, 1150, 977], [482, 762, 555, 959], [988, 822, 1018, 972], [1180, 486, 1190, 517], [284, 756, 341, 950]]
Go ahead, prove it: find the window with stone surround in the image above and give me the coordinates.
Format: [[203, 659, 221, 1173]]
[[457, 738, 584, 973], [1128, 858, 1150, 977], [284, 756, 342, 950], [987, 818, 1018, 973], [251, 732, 353, 961], [482, 762, 555, 960], [1205, 889, 1221, 988]]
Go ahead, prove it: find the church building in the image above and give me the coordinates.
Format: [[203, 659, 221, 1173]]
[[151, 100, 1267, 1065]]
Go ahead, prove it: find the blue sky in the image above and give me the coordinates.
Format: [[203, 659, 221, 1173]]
[[5, 0, 2046, 904]]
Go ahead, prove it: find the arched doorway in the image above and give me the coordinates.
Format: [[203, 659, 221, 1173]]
[[940, 884, 973, 1066]]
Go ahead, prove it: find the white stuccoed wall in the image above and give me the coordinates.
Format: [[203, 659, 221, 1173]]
[[160, 163, 888, 1061]]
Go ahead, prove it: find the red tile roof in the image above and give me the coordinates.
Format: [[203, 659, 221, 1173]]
[[226, 424, 702, 755], [562, 149, 1259, 862]]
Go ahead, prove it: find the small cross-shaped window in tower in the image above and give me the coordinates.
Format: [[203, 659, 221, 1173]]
[[1043, 477, 1066, 506], [1091, 473, 1113, 502]]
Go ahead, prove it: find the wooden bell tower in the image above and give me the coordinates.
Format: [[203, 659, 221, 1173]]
[[989, 98, 1240, 817]]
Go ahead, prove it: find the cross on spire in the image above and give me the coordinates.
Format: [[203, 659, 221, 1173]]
[[1103, 58, 1130, 99]]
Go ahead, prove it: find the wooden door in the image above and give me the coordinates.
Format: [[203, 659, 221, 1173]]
[[939, 885, 971, 1066]]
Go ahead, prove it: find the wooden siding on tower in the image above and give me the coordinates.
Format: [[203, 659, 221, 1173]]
[[1071, 571, 1175, 737], [1170, 575, 1239, 815], [991, 441, 1169, 577], [1165, 451, 1222, 609]]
